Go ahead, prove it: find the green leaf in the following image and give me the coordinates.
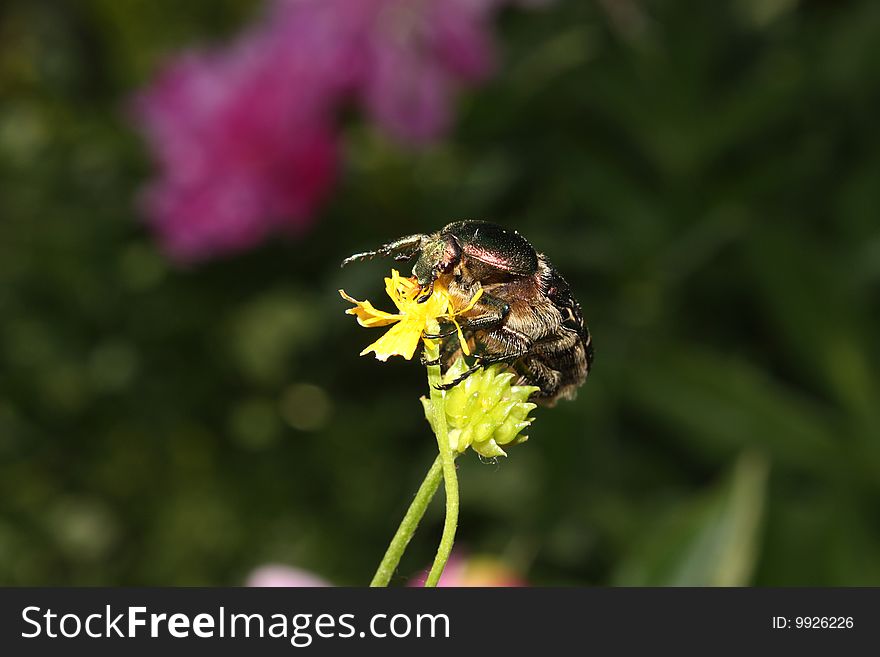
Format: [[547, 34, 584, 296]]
[[614, 451, 769, 586], [627, 347, 842, 476]]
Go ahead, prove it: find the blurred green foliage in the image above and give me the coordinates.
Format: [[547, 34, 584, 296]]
[[2, 0, 880, 586]]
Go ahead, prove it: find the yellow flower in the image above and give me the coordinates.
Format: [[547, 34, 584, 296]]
[[339, 269, 483, 361]]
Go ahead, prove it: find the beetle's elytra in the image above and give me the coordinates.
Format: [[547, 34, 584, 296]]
[[342, 220, 593, 405]]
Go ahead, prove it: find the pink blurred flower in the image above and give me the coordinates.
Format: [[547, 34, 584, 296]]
[[265, 0, 504, 144], [246, 564, 331, 587], [133, 0, 531, 262], [409, 552, 527, 587], [350, 0, 501, 142], [133, 20, 340, 262]]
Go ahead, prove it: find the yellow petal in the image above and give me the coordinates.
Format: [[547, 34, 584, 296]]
[[457, 285, 484, 314], [385, 269, 421, 313], [451, 317, 471, 356], [360, 318, 424, 361], [339, 289, 401, 327], [423, 286, 451, 318], [439, 285, 483, 356]]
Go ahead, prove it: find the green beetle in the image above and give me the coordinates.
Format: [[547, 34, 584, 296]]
[[342, 220, 593, 404]]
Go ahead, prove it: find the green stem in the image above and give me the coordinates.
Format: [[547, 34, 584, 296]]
[[423, 330, 459, 587], [369, 455, 443, 587]]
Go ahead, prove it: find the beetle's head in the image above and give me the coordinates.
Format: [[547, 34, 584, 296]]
[[413, 233, 462, 289]]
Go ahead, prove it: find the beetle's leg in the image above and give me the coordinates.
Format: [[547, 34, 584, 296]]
[[421, 291, 512, 340], [481, 325, 533, 361], [422, 322, 459, 340], [455, 292, 510, 333], [513, 357, 565, 404], [431, 325, 533, 390], [432, 354, 514, 390], [340, 233, 425, 267], [475, 352, 521, 366], [419, 349, 442, 366], [432, 351, 521, 390], [434, 361, 484, 390], [423, 292, 510, 340]]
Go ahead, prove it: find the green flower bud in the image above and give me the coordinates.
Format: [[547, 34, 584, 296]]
[[421, 358, 539, 458]]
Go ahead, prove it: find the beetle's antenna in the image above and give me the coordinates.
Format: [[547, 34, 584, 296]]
[[340, 250, 383, 267], [340, 233, 425, 268]]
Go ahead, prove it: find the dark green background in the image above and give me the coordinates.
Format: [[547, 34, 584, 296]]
[[2, 0, 879, 585]]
